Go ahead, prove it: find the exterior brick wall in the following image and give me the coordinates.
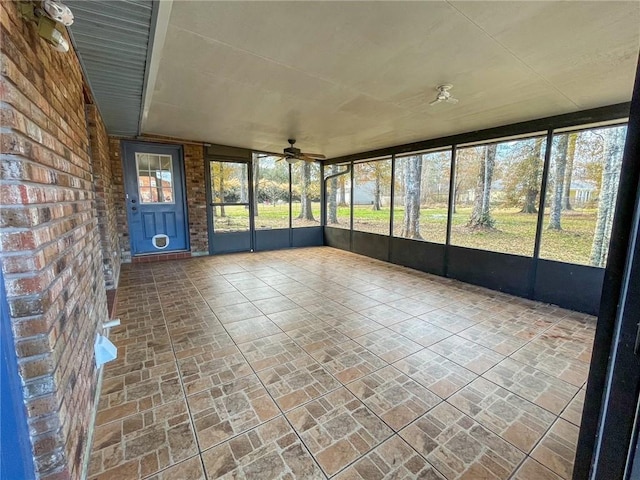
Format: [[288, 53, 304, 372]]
[[108, 137, 130, 262], [184, 144, 208, 254], [87, 105, 120, 289], [1, 3, 111, 478], [110, 138, 209, 259]]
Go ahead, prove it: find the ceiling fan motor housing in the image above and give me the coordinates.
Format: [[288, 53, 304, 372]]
[[284, 140, 301, 157], [284, 146, 301, 156]]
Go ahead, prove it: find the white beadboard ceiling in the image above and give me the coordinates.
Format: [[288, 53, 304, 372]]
[[140, 1, 640, 158]]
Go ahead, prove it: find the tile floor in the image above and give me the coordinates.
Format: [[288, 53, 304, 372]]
[[89, 247, 593, 480]]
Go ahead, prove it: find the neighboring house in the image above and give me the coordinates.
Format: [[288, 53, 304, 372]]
[[569, 180, 597, 205], [344, 180, 378, 205], [462, 179, 597, 206]]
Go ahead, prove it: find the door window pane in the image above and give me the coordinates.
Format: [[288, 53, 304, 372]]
[[393, 150, 451, 243], [253, 155, 290, 230], [450, 136, 546, 256], [353, 159, 392, 235], [540, 125, 627, 266], [292, 162, 321, 228], [136, 153, 174, 203], [325, 164, 350, 229], [210, 161, 248, 204], [210, 161, 250, 232]]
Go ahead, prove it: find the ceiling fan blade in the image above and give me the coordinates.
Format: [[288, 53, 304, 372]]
[[300, 154, 320, 162], [429, 98, 442, 106], [303, 153, 326, 159], [446, 97, 459, 104]]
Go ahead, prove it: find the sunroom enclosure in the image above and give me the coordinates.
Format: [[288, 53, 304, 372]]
[[323, 105, 629, 315], [199, 105, 627, 315]]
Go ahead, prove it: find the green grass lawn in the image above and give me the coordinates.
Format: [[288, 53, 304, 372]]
[[334, 205, 598, 265], [213, 203, 321, 231], [214, 203, 599, 266]]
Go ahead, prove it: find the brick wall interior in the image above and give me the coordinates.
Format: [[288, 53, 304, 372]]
[[1, 3, 112, 478], [109, 139, 209, 259]]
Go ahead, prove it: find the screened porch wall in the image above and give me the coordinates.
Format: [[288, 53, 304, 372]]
[[323, 107, 629, 315]]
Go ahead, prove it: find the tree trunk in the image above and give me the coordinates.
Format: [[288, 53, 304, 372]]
[[219, 163, 226, 217], [400, 156, 423, 239], [328, 165, 338, 224], [420, 161, 430, 205], [372, 168, 381, 210], [590, 128, 625, 266], [521, 190, 538, 214], [520, 138, 543, 214], [548, 135, 568, 230], [240, 163, 248, 203], [252, 160, 260, 215], [297, 162, 315, 221], [468, 144, 497, 228], [338, 176, 347, 206], [453, 180, 460, 214], [562, 133, 578, 210]]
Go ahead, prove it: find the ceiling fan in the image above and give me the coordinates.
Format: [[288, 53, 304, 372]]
[[429, 84, 459, 106], [273, 139, 326, 163]]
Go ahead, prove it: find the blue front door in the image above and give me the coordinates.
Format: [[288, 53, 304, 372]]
[[123, 142, 189, 255]]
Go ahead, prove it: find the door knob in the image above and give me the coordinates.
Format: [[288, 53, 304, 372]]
[[131, 207, 137, 211]]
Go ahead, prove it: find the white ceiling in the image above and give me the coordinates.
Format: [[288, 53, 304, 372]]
[[141, 1, 640, 159]]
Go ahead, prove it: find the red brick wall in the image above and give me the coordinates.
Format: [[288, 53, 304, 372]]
[[1, 3, 110, 478], [108, 137, 130, 262], [110, 139, 209, 258], [87, 105, 120, 288], [184, 144, 208, 254]]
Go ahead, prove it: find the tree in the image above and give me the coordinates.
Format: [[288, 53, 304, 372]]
[[252, 159, 260, 215], [338, 175, 347, 206], [373, 168, 382, 210], [562, 133, 578, 210], [297, 161, 315, 221], [453, 147, 481, 214], [501, 138, 544, 214], [590, 127, 626, 266], [400, 156, 423, 239], [210, 162, 227, 217], [254, 157, 289, 208], [328, 165, 338, 224], [520, 139, 544, 214], [468, 144, 497, 228], [371, 162, 388, 210], [548, 135, 569, 230], [356, 160, 391, 210], [420, 151, 450, 205], [258, 180, 287, 205], [240, 163, 248, 203]]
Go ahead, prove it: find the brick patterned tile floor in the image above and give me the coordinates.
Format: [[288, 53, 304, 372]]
[[89, 247, 595, 479]]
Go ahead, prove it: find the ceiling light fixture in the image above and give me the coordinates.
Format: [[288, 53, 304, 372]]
[[429, 84, 459, 106], [43, 0, 74, 26]]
